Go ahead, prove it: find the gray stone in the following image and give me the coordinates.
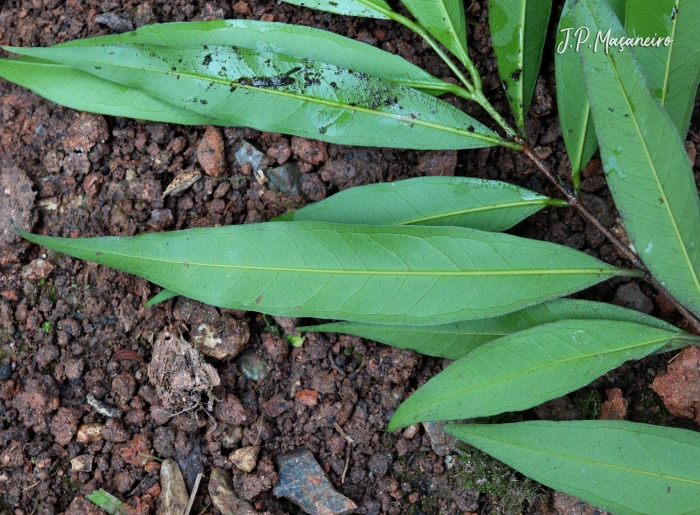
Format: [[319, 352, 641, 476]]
[[95, 13, 134, 33], [0, 365, 12, 380], [157, 458, 189, 515], [614, 282, 653, 314], [273, 448, 357, 515], [234, 141, 266, 173], [422, 421, 457, 456], [267, 163, 302, 195]]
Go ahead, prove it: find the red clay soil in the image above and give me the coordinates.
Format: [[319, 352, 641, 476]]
[[1, 0, 699, 514]]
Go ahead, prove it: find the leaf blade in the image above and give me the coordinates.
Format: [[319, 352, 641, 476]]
[[300, 298, 682, 359], [0, 56, 222, 125], [489, 0, 553, 133], [145, 288, 179, 307], [555, 0, 624, 186], [274, 177, 555, 230], [389, 320, 692, 429], [19, 222, 634, 325], [576, 0, 700, 317], [446, 421, 700, 515], [400, 0, 470, 67], [7, 43, 499, 150], [281, 0, 391, 19], [57, 19, 452, 95], [625, 0, 700, 137]]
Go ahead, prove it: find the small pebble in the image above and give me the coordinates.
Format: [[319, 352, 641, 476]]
[[267, 163, 302, 195], [229, 445, 259, 473], [95, 12, 134, 32], [76, 423, 103, 444], [403, 424, 419, 440], [234, 140, 266, 173], [86, 394, 121, 418], [209, 468, 257, 515], [158, 458, 189, 515], [71, 455, 93, 473], [238, 351, 268, 381], [0, 365, 12, 380]]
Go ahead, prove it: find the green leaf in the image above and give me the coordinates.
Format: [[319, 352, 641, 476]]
[[489, 0, 553, 134], [555, 0, 624, 191], [5, 43, 500, 150], [17, 223, 638, 325], [626, 0, 700, 138], [300, 298, 681, 359], [281, 0, 392, 19], [145, 288, 179, 307], [388, 320, 694, 429], [400, 0, 470, 67], [274, 177, 560, 230], [576, 0, 700, 317], [446, 421, 700, 515], [56, 19, 452, 95], [0, 57, 222, 125], [86, 489, 124, 515]]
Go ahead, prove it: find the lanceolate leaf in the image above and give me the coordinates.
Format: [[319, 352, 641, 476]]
[[0, 57, 223, 125], [300, 298, 681, 359], [489, 0, 552, 133], [576, 0, 700, 317], [400, 0, 470, 67], [446, 421, 700, 515], [388, 320, 694, 429], [57, 19, 452, 95], [281, 0, 392, 19], [626, 0, 700, 138], [6, 43, 500, 150], [145, 288, 179, 307], [19, 223, 638, 325], [555, 0, 624, 191], [275, 177, 560, 230]]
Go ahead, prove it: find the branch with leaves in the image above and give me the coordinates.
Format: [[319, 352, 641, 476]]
[[3, 0, 700, 512]]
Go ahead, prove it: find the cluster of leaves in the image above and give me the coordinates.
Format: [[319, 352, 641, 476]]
[[3, 0, 700, 512]]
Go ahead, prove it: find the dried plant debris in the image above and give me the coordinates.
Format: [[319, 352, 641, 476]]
[[148, 331, 220, 412]]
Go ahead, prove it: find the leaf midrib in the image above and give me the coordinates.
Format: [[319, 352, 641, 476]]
[[461, 433, 700, 487], [396, 198, 548, 225], [660, 0, 681, 105], [517, 0, 526, 124], [56, 50, 502, 146], [406, 335, 670, 412], [587, 3, 700, 297], [75, 248, 618, 276]]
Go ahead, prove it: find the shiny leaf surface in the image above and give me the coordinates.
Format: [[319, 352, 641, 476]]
[[58, 19, 451, 94], [281, 0, 391, 18], [5, 43, 500, 150]]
